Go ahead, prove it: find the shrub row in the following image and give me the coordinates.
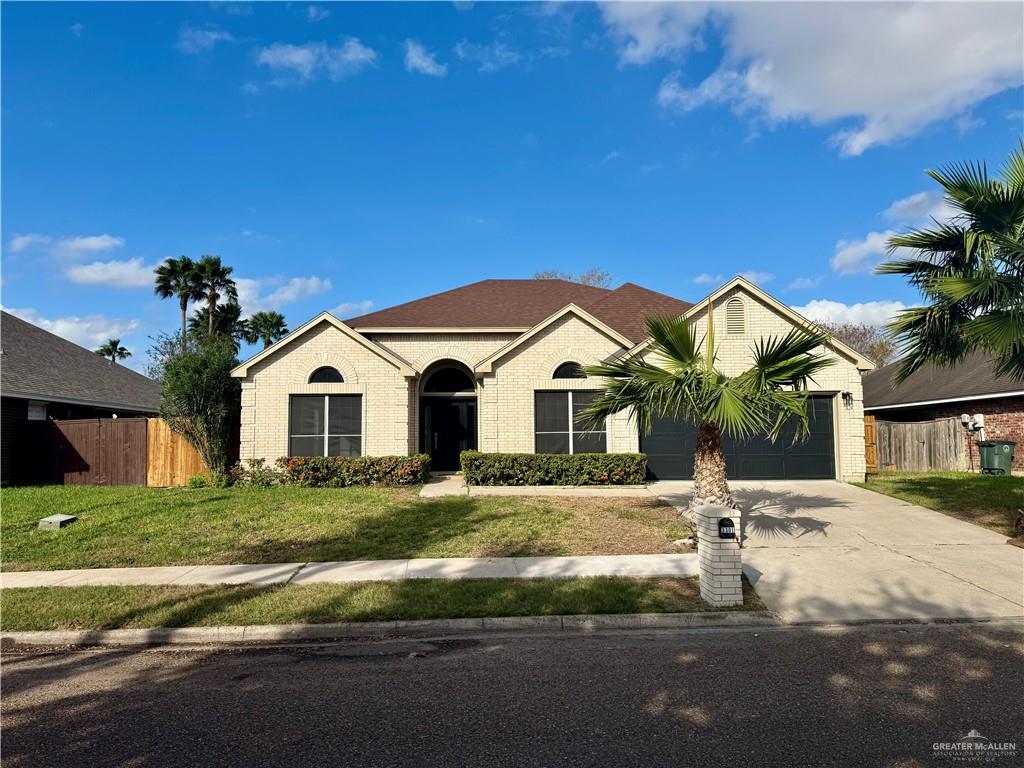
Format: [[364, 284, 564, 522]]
[[275, 455, 432, 487], [460, 451, 646, 486]]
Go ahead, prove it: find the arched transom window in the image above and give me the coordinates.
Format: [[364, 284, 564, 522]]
[[553, 362, 585, 379], [423, 366, 475, 394], [309, 366, 345, 384]]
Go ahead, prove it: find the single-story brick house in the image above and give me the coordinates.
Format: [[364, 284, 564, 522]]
[[231, 276, 874, 481], [0, 310, 162, 485], [863, 351, 1024, 472]]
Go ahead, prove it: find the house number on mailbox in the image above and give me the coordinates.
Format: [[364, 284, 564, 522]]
[[718, 518, 736, 539]]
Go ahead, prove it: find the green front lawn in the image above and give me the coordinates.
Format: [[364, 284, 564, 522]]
[[0, 577, 763, 631], [1, 486, 690, 571], [858, 471, 1024, 538]]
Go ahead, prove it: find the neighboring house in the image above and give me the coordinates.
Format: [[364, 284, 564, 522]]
[[863, 351, 1024, 472], [231, 277, 874, 481], [0, 311, 162, 485]]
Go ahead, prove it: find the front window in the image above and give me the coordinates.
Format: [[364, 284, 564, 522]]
[[534, 391, 606, 454], [289, 395, 362, 456]]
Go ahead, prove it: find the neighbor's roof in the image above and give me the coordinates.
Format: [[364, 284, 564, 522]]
[[345, 279, 693, 344], [863, 350, 1024, 410], [0, 311, 162, 412]]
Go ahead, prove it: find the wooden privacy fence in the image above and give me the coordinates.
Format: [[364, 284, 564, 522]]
[[868, 416, 965, 472], [40, 417, 210, 487], [146, 418, 210, 487], [864, 415, 877, 473]]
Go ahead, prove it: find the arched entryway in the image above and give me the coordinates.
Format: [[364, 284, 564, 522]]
[[419, 361, 478, 471]]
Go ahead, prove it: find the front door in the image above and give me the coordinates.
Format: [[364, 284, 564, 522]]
[[420, 398, 477, 471]]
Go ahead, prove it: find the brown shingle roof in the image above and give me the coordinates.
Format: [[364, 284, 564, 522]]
[[1, 311, 162, 412], [863, 350, 1024, 409], [344, 279, 692, 344]]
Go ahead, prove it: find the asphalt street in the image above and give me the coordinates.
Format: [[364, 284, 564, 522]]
[[2, 622, 1022, 768]]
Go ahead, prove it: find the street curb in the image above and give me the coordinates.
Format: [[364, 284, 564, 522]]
[[0, 610, 778, 647]]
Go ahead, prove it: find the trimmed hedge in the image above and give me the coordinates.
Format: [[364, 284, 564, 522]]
[[460, 451, 646, 486], [275, 454, 431, 487]]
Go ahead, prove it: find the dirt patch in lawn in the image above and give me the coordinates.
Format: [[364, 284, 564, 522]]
[[522, 496, 691, 557]]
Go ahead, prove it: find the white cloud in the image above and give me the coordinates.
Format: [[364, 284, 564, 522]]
[[883, 190, 956, 225], [405, 39, 448, 77], [8, 234, 52, 253], [54, 234, 125, 256], [331, 300, 374, 318], [454, 40, 521, 73], [830, 231, 896, 276], [600, 149, 622, 165], [609, 3, 1023, 155], [177, 25, 234, 55], [236, 275, 332, 315], [693, 273, 722, 285], [256, 39, 377, 84], [792, 299, 910, 328], [307, 5, 330, 22], [599, 2, 708, 66], [71, 23, 84, 37], [3, 307, 140, 348], [788, 276, 821, 290], [65, 258, 156, 289], [739, 270, 773, 285], [209, 2, 253, 16]]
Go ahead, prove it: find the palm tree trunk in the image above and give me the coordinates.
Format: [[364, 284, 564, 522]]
[[179, 297, 188, 348], [691, 421, 735, 509], [208, 293, 216, 335]]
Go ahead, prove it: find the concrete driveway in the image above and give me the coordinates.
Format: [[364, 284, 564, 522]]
[[651, 480, 1024, 624]]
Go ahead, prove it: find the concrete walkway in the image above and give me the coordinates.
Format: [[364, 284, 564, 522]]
[[419, 474, 651, 498], [0, 553, 699, 589], [652, 480, 1024, 624]]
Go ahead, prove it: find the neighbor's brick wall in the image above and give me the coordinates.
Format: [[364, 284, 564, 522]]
[[482, 314, 638, 454], [934, 395, 1024, 472], [239, 321, 412, 463], [684, 286, 871, 482]]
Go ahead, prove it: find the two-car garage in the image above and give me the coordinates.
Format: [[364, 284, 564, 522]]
[[641, 395, 837, 480]]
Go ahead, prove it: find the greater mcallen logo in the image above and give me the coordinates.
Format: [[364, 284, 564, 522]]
[[933, 730, 1017, 763]]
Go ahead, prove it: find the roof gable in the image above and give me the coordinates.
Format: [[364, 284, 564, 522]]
[[231, 312, 415, 378], [628, 276, 876, 370], [0, 311, 162, 411], [475, 304, 634, 373]]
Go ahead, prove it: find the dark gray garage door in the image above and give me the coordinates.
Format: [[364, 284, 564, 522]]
[[641, 395, 836, 480]]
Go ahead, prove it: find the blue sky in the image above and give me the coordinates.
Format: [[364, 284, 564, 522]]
[[3, 1, 1022, 368]]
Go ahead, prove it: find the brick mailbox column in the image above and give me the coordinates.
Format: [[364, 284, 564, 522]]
[[694, 506, 743, 608]]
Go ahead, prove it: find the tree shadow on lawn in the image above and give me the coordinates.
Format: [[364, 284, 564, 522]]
[[223, 495, 574, 565]]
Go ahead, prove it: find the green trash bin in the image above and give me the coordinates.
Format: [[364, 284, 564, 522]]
[[977, 440, 1015, 475]]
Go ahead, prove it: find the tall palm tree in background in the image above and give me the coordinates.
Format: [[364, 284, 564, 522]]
[[189, 301, 248, 352], [878, 144, 1024, 381], [581, 310, 832, 511], [96, 338, 131, 364], [154, 256, 205, 346], [195, 256, 237, 336], [245, 311, 289, 349]]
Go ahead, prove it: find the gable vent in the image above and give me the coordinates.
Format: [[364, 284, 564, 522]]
[[725, 297, 745, 335]]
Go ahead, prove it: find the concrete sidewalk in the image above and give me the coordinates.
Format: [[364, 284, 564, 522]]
[[0, 553, 699, 589]]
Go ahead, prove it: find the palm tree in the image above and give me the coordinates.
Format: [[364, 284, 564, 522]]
[[96, 338, 131, 364], [878, 143, 1024, 381], [189, 300, 249, 352], [581, 309, 832, 511], [154, 256, 205, 345], [195, 255, 237, 336], [245, 311, 289, 349]]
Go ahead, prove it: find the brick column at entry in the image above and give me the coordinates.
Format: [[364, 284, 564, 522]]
[[694, 506, 743, 608]]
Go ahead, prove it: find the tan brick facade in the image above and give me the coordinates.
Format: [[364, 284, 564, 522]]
[[234, 282, 870, 482]]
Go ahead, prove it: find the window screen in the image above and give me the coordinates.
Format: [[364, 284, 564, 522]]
[[289, 395, 362, 456], [534, 391, 606, 454]]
